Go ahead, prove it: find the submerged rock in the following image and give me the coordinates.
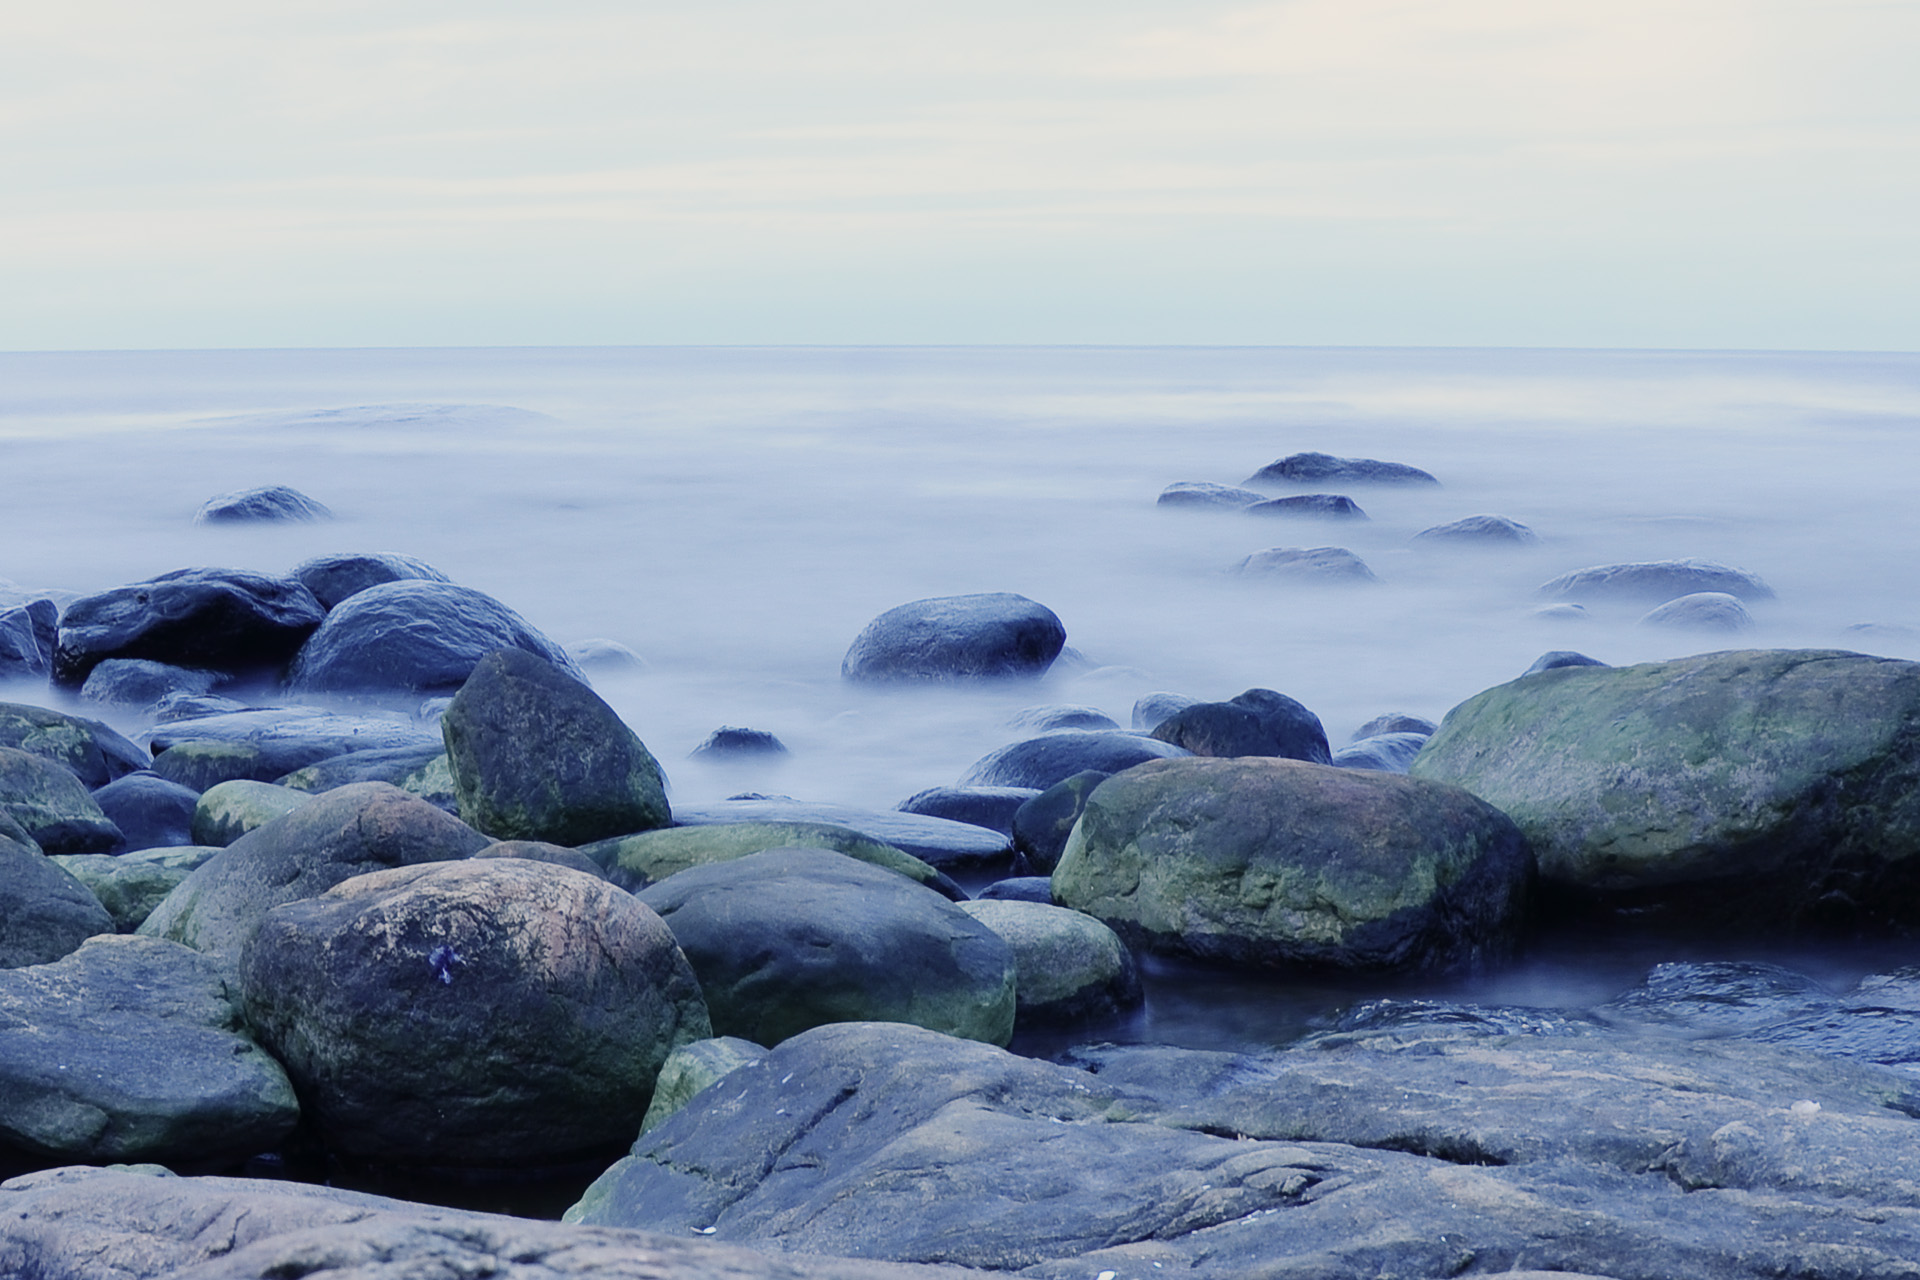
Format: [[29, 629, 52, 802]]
[[1156, 481, 1266, 509], [1245, 451, 1438, 487], [1245, 493, 1367, 520], [1131, 690, 1201, 733], [1006, 704, 1118, 733], [1414, 514, 1538, 545], [1331, 731, 1429, 773], [80, 659, 221, 711], [1149, 689, 1331, 764], [688, 726, 789, 759], [1235, 545, 1378, 583], [1524, 649, 1608, 675], [841, 593, 1066, 683], [52, 569, 325, 689], [1350, 712, 1437, 741], [1639, 590, 1754, 632], [193, 486, 332, 524], [1538, 558, 1774, 606]]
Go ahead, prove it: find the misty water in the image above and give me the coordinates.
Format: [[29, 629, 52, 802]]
[[7, 344, 1920, 1064]]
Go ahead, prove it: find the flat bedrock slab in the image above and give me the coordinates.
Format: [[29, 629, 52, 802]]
[[52, 568, 325, 689], [841, 593, 1066, 683]]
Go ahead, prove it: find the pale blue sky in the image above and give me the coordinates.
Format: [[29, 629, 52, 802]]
[[3, 0, 1915, 350]]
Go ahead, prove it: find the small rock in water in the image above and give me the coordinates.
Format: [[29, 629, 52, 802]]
[[1524, 650, 1609, 676], [1414, 514, 1538, 545], [1156, 481, 1265, 510], [1639, 591, 1754, 632], [841, 593, 1067, 684], [53, 568, 326, 690], [1532, 603, 1590, 622], [79, 659, 221, 709], [1236, 546, 1378, 583], [1150, 688, 1331, 764], [1350, 713, 1436, 741], [961, 730, 1187, 792], [1007, 704, 1119, 733], [975, 876, 1054, 903], [1245, 451, 1439, 488], [1331, 732, 1428, 773], [568, 637, 649, 672], [193, 486, 332, 524], [1245, 494, 1368, 520], [690, 726, 790, 760], [1538, 558, 1774, 605], [1131, 691, 1200, 733]]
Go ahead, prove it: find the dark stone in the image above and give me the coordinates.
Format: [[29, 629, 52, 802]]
[[1596, 961, 1839, 1038], [1640, 591, 1755, 632], [48, 847, 219, 933], [1010, 770, 1110, 875], [895, 785, 1040, 837], [1156, 481, 1266, 509], [688, 726, 789, 759], [440, 648, 671, 845], [974, 876, 1054, 903], [193, 486, 332, 524], [1149, 689, 1332, 764], [286, 580, 584, 696], [958, 730, 1188, 791], [149, 692, 256, 722], [1414, 514, 1539, 545], [0, 833, 115, 968], [0, 746, 124, 853], [0, 704, 150, 788], [273, 742, 449, 793], [0, 600, 57, 683], [1244, 493, 1368, 520], [1006, 704, 1119, 733], [1235, 545, 1378, 582], [1524, 649, 1609, 675], [579, 821, 964, 901], [1245, 451, 1439, 487], [1331, 732, 1429, 773], [52, 569, 325, 689], [79, 659, 221, 710], [1538, 558, 1775, 606], [287, 551, 451, 609], [1351, 712, 1436, 740], [90, 772, 200, 851], [1130, 690, 1200, 732], [841, 593, 1065, 683]]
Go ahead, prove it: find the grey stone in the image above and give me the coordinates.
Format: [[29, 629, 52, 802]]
[[0, 600, 56, 683], [0, 746, 123, 853], [287, 551, 450, 609], [580, 821, 963, 900], [47, 847, 221, 933], [895, 785, 1039, 837], [1330, 731, 1429, 773], [0, 702, 150, 788], [1156, 481, 1265, 509], [638, 1036, 768, 1136], [190, 780, 316, 847], [1640, 590, 1755, 631], [1245, 493, 1368, 520], [957, 899, 1141, 1025], [841, 594, 1065, 683], [1235, 545, 1378, 582], [78, 659, 221, 709], [1245, 451, 1439, 487], [1414, 514, 1538, 545], [671, 800, 1008, 873], [1538, 558, 1775, 606], [1010, 770, 1110, 876], [959, 729, 1188, 791], [52, 568, 325, 689], [193, 486, 332, 524], [0, 834, 115, 968], [1130, 690, 1200, 732], [1149, 689, 1331, 764], [90, 773, 200, 851]]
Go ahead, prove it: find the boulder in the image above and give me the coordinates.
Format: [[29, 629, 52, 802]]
[[470, 839, 609, 879], [895, 785, 1039, 837], [1414, 514, 1539, 545], [193, 485, 332, 524], [148, 707, 440, 759], [0, 746, 123, 853], [1350, 712, 1436, 740], [0, 935, 297, 1163], [273, 742, 448, 793], [0, 702, 150, 787], [672, 799, 1009, 873], [638, 1036, 768, 1136], [287, 551, 450, 609], [138, 781, 488, 963], [580, 821, 964, 900], [974, 876, 1053, 903], [90, 772, 200, 851], [191, 780, 316, 847], [956, 899, 1141, 1025], [1235, 546, 1378, 583], [52, 569, 325, 689], [79, 659, 221, 709], [840, 593, 1065, 683], [1245, 451, 1438, 487], [959, 729, 1188, 791], [637, 848, 1016, 1047], [1010, 769, 1109, 875], [1156, 481, 1266, 509], [1524, 649, 1608, 675], [0, 599, 57, 682], [47, 847, 221, 932], [240, 860, 710, 1165], [1331, 731, 1429, 773], [1131, 690, 1200, 732], [1245, 493, 1367, 520], [1149, 689, 1331, 764], [1407, 649, 1920, 928], [440, 648, 670, 844], [150, 692, 255, 722], [688, 726, 789, 759], [285, 579, 585, 695], [1640, 590, 1754, 631], [1053, 757, 1534, 972], [1005, 703, 1118, 733], [1538, 558, 1774, 606], [0, 831, 115, 968]]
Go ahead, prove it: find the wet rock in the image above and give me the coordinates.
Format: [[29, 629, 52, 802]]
[[79, 659, 221, 710], [840, 593, 1066, 684], [959, 729, 1187, 791], [1350, 712, 1436, 741], [1740, 968, 1920, 1074], [638, 1036, 768, 1136], [567, 637, 649, 672], [957, 899, 1141, 1026], [1156, 481, 1266, 509], [0, 599, 57, 683], [287, 551, 450, 609], [1331, 731, 1428, 773], [1235, 545, 1378, 583], [672, 799, 1009, 873], [0, 935, 297, 1163], [1595, 961, 1838, 1038], [1149, 689, 1331, 764], [579, 821, 962, 900], [52, 568, 325, 689], [1010, 770, 1110, 876], [149, 692, 255, 723], [637, 848, 1016, 1047], [47, 847, 220, 933], [1539, 558, 1775, 606], [1640, 590, 1754, 632], [1409, 649, 1920, 928], [441, 648, 670, 845], [1245, 451, 1439, 487], [274, 742, 449, 793], [148, 709, 436, 792], [0, 702, 150, 787], [1533, 602, 1591, 621], [241, 860, 709, 1165], [1245, 493, 1367, 520], [191, 780, 316, 847], [193, 486, 332, 524], [470, 839, 608, 878], [1053, 757, 1533, 972], [90, 772, 200, 851], [1524, 649, 1608, 675], [286, 579, 585, 696], [1006, 704, 1118, 733], [0, 746, 123, 853], [1414, 514, 1538, 545], [688, 726, 789, 759], [974, 876, 1053, 903], [0, 829, 115, 968], [896, 785, 1039, 837], [1131, 690, 1200, 732]]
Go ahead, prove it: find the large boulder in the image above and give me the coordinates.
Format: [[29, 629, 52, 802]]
[[579, 821, 963, 900], [1538, 558, 1774, 605], [637, 848, 1017, 1047], [440, 648, 670, 844], [671, 799, 1008, 873], [959, 729, 1187, 791], [0, 599, 57, 682], [274, 742, 448, 794], [0, 702, 150, 787], [0, 827, 115, 968], [1053, 757, 1534, 972], [1408, 649, 1920, 929], [240, 860, 709, 1166], [193, 485, 332, 524], [1245, 451, 1438, 487], [190, 780, 316, 846], [285, 580, 584, 695], [0, 746, 123, 853], [0, 935, 297, 1163], [896, 785, 1039, 837], [52, 569, 326, 689], [88, 772, 200, 851], [1149, 688, 1331, 763], [287, 551, 451, 608], [137, 781, 488, 963], [841, 593, 1066, 683]]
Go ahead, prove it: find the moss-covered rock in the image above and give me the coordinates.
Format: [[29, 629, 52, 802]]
[[957, 899, 1141, 1026], [578, 820, 961, 899], [0, 702, 149, 788], [190, 780, 315, 847], [1, 829, 115, 968], [637, 1036, 768, 1136], [48, 847, 221, 932], [0, 746, 123, 853]]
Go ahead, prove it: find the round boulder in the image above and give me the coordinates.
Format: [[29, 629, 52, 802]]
[[0, 599, 57, 681], [960, 730, 1188, 791], [957, 899, 1142, 1026], [190, 780, 315, 847], [90, 772, 200, 851], [1331, 732, 1429, 773], [1537, 558, 1774, 606], [1414, 515, 1538, 546], [578, 820, 962, 899], [0, 746, 123, 853], [1640, 591, 1754, 632], [841, 593, 1066, 683], [1011, 770, 1110, 875], [896, 785, 1041, 837], [1149, 689, 1331, 764], [288, 551, 451, 609], [1, 829, 115, 968], [78, 659, 221, 709], [1245, 494, 1367, 520], [240, 859, 710, 1165], [1157, 481, 1265, 510], [0, 705, 149, 789], [1245, 452, 1438, 487]]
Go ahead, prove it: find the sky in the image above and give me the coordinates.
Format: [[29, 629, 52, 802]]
[[2, 0, 1916, 350]]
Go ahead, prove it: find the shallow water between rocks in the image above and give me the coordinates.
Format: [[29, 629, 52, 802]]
[[5, 344, 1920, 1213]]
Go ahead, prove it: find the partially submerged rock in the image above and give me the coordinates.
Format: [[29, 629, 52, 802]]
[[1235, 545, 1378, 583], [52, 569, 325, 689], [1156, 481, 1266, 509], [193, 486, 332, 524], [841, 594, 1065, 683], [1245, 451, 1438, 487], [90, 772, 200, 851], [959, 729, 1187, 791], [1639, 590, 1754, 631], [1149, 688, 1331, 764], [672, 799, 1008, 873], [1538, 558, 1774, 606], [579, 820, 964, 900], [287, 551, 450, 609], [1414, 514, 1538, 545]]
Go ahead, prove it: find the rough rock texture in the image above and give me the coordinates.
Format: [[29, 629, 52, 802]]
[[0, 600, 57, 682], [148, 707, 438, 760], [288, 551, 451, 609], [1235, 546, 1378, 583], [0, 834, 115, 968], [274, 742, 448, 794], [1156, 481, 1265, 509], [0, 702, 150, 788], [190, 780, 315, 846], [0, 746, 123, 853], [1150, 688, 1331, 764], [286, 579, 585, 695], [689, 726, 789, 759], [79, 659, 221, 709], [1639, 590, 1754, 631], [138, 781, 488, 964], [672, 800, 1007, 874], [0, 935, 297, 1163], [894, 785, 1039, 837], [1053, 757, 1534, 972], [90, 772, 200, 851], [840, 594, 1066, 683], [241, 859, 710, 1165], [1009, 770, 1109, 876], [1414, 514, 1538, 545], [193, 486, 332, 524], [441, 648, 670, 844], [1245, 451, 1439, 487], [48, 847, 220, 933], [638, 1036, 769, 1136], [637, 849, 1016, 1047], [1245, 493, 1367, 520], [1538, 558, 1774, 606], [471, 838, 609, 878], [956, 899, 1142, 1025], [580, 821, 963, 900], [52, 569, 326, 689], [959, 729, 1188, 791], [1331, 732, 1429, 773], [1408, 649, 1920, 928]]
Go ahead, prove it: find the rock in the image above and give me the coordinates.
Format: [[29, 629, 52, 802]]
[[958, 729, 1188, 791], [0, 746, 123, 853], [47, 847, 221, 932], [974, 876, 1053, 903], [840, 593, 1066, 683], [79, 659, 222, 709], [191, 780, 316, 847], [1245, 493, 1368, 520], [1524, 649, 1608, 675], [1149, 689, 1331, 764], [1156, 481, 1265, 509], [150, 692, 255, 722], [193, 486, 332, 524], [1245, 451, 1439, 487], [1331, 731, 1429, 773], [1010, 770, 1109, 876], [138, 781, 488, 964], [638, 1036, 768, 1136], [90, 772, 200, 851], [585, 821, 964, 901], [637, 848, 1016, 1047], [274, 742, 449, 793], [52, 569, 326, 689], [688, 726, 789, 759], [895, 785, 1039, 837], [287, 551, 450, 609], [240, 859, 709, 1165], [1053, 757, 1534, 972], [1640, 590, 1755, 631], [149, 709, 439, 771], [1407, 649, 1920, 928], [1235, 545, 1378, 583], [0, 702, 150, 787], [1744, 968, 1920, 1073], [1414, 514, 1539, 545], [671, 800, 1009, 873], [0, 834, 115, 968], [1351, 712, 1436, 741], [285, 580, 585, 695], [956, 899, 1141, 1025], [1538, 558, 1775, 606], [1006, 704, 1118, 733], [1595, 961, 1838, 1039], [567, 636, 649, 672], [0, 599, 57, 682], [1533, 602, 1591, 621], [0, 935, 297, 1163], [470, 839, 609, 878], [1131, 690, 1200, 732], [441, 648, 670, 844]]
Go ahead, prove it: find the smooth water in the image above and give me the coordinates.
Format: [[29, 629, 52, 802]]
[[6, 344, 1920, 1055]]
